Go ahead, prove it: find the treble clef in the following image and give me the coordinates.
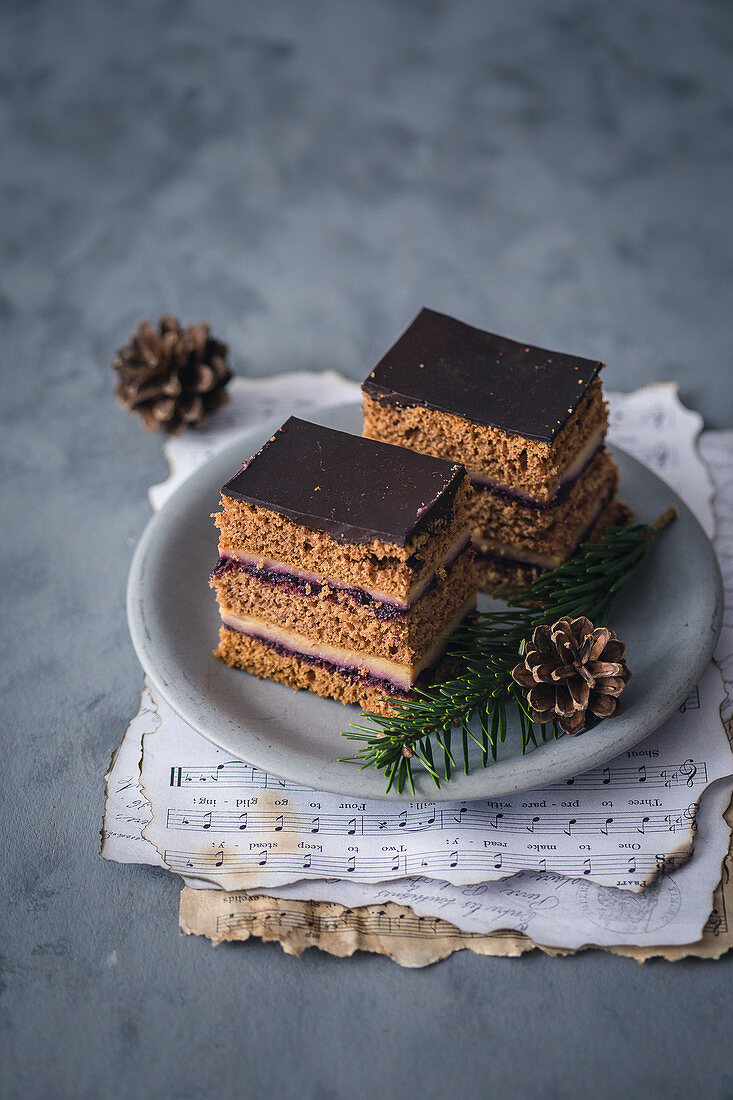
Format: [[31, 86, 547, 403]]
[[679, 759, 697, 788]]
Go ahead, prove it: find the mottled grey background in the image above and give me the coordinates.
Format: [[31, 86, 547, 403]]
[[2, 2, 732, 1098]]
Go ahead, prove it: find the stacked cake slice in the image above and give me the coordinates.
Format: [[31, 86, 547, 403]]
[[362, 308, 628, 593], [211, 417, 476, 714]]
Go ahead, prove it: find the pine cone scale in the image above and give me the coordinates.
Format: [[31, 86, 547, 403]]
[[555, 686, 580, 717], [589, 692, 617, 718], [567, 679, 590, 709], [598, 676, 628, 697], [588, 630, 613, 661], [587, 660, 624, 679], [526, 685, 555, 712]]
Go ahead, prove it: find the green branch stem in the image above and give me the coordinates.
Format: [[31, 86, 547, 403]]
[[340, 508, 676, 794]]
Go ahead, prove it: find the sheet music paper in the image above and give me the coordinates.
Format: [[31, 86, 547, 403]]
[[102, 376, 733, 951], [137, 664, 729, 894], [178, 793, 733, 961]]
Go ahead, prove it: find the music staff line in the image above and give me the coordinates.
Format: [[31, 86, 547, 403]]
[[166, 805, 697, 839], [165, 847, 687, 880], [169, 758, 706, 792], [215, 907, 479, 941]]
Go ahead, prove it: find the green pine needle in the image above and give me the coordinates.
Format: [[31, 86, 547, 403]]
[[339, 509, 675, 792]]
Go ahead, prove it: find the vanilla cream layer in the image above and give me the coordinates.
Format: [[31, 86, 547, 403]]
[[473, 538, 564, 569], [218, 529, 471, 611], [220, 595, 476, 691], [469, 426, 605, 501]]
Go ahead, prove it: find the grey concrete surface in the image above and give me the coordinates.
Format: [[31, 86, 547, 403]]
[[1, 2, 732, 1098]]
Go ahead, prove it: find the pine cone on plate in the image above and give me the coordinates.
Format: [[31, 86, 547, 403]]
[[511, 616, 631, 735], [112, 315, 232, 434]]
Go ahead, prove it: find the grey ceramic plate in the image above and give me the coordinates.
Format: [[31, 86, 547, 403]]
[[127, 402, 722, 801]]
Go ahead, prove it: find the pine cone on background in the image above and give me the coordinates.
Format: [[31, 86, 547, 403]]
[[511, 616, 631, 735], [112, 315, 232, 434]]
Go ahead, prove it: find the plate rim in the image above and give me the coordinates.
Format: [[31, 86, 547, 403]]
[[126, 400, 723, 801]]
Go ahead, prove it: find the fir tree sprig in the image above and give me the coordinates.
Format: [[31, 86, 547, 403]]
[[340, 509, 675, 794]]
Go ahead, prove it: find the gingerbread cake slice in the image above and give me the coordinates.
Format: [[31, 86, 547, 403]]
[[211, 417, 476, 715], [362, 308, 628, 593]]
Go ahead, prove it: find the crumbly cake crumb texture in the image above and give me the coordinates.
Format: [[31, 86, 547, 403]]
[[214, 628, 410, 716], [474, 500, 632, 595], [211, 550, 475, 666], [211, 416, 477, 711], [363, 379, 607, 501], [215, 481, 472, 600], [468, 451, 618, 558]]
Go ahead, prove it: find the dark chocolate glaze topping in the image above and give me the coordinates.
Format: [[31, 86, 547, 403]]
[[221, 416, 465, 546], [362, 308, 604, 442]]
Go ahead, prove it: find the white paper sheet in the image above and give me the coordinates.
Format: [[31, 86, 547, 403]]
[[102, 683, 165, 868], [102, 375, 733, 949], [607, 381, 714, 537]]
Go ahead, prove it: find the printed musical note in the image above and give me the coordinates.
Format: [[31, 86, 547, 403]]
[[583, 858, 592, 876], [564, 818, 577, 837], [162, 847, 690, 880], [680, 760, 698, 787], [238, 812, 248, 830], [601, 817, 613, 836], [637, 815, 650, 835], [274, 815, 283, 832], [310, 816, 320, 834], [679, 688, 700, 713], [638, 765, 647, 783], [202, 811, 212, 830], [665, 812, 693, 835], [302, 853, 312, 870]]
